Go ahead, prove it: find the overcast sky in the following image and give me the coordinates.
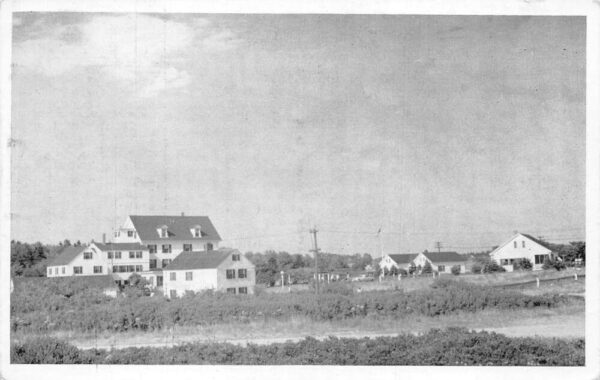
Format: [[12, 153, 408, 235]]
[[10, 14, 585, 255]]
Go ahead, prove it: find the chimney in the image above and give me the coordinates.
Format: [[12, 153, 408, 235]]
[[181, 212, 185, 216], [102, 233, 106, 244]]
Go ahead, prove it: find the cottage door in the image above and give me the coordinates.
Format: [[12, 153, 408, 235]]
[[157, 275, 163, 287]]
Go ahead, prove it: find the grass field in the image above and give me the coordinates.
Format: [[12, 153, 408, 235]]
[[264, 267, 586, 294], [13, 296, 582, 351]]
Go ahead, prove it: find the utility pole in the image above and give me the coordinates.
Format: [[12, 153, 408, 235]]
[[435, 241, 442, 253], [310, 227, 320, 295]]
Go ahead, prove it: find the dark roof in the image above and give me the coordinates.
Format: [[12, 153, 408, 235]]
[[387, 253, 419, 264], [129, 215, 222, 241], [165, 249, 239, 270], [521, 234, 554, 251], [93, 242, 147, 251], [422, 251, 467, 263], [48, 246, 86, 266]]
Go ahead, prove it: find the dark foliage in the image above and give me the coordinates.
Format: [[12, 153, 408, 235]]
[[451, 265, 461, 275], [11, 328, 584, 365]]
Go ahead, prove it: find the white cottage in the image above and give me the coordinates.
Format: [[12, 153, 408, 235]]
[[412, 251, 467, 274], [163, 248, 255, 298], [489, 232, 557, 271]]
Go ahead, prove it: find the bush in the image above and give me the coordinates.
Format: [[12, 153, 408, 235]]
[[10, 277, 573, 333], [450, 265, 461, 275], [483, 261, 505, 273], [11, 329, 585, 365], [471, 263, 482, 274], [398, 268, 408, 277], [11, 337, 90, 364], [542, 257, 553, 270], [408, 263, 417, 275], [513, 258, 533, 271], [421, 262, 433, 274]]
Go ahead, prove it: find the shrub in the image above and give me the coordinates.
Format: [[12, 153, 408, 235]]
[[11, 329, 585, 365], [389, 266, 398, 276], [408, 263, 417, 275], [513, 258, 533, 271], [483, 261, 505, 273], [471, 263, 482, 274], [450, 265, 461, 275], [11, 337, 90, 364], [542, 257, 553, 270], [398, 268, 408, 277], [421, 262, 433, 274]]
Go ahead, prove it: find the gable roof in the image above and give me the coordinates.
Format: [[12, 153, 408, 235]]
[[387, 253, 419, 264], [93, 242, 147, 251], [48, 246, 86, 266], [165, 249, 239, 270], [129, 215, 222, 241], [421, 251, 467, 263], [520, 233, 554, 250]]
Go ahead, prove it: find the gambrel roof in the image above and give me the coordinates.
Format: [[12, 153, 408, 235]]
[[129, 215, 222, 241]]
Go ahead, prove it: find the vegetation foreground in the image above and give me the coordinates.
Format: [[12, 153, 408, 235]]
[[11, 328, 584, 365], [11, 277, 580, 333]]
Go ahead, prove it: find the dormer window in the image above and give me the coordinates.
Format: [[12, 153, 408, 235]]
[[191, 225, 201, 238], [157, 225, 168, 238]]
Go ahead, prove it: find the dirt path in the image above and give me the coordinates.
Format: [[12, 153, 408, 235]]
[[72, 312, 584, 351]]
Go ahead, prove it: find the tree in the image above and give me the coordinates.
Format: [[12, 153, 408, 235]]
[[408, 263, 417, 275], [450, 265, 461, 275], [421, 261, 433, 275]]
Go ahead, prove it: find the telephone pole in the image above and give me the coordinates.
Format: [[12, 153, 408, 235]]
[[435, 241, 442, 253], [310, 227, 320, 295]]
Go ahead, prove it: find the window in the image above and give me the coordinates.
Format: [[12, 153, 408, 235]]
[[170, 290, 177, 298], [514, 241, 517, 248], [522, 241, 526, 248], [186, 272, 193, 281], [226, 269, 236, 279], [94, 266, 103, 274], [194, 227, 201, 238], [73, 266, 83, 275], [162, 259, 172, 268], [238, 269, 247, 279], [437, 265, 445, 272], [48, 268, 52, 276], [162, 244, 171, 253], [148, 245, 157, 254], [226, 288, 236, 294], [501, 259, 509, 265], [112, 265, 118, 273], [232, 253, 241, 261], [161, 226, 168, 238], [128, 265, 135, 272], [83, 251, 93, 260], [127, 230, 134, 237], [170, 272, 177, 281], [135, 265, 143, 272], [238, 287, 248, 294], [107, 252, 113, 259], [149, 259, 157, 269], [54, 267, 58, 275], [534, 254, 548, 265], [115, 251, 122, 259], [206, 243, 213, 251], [62, 267, 65, 274], [136, 251, 143, 258], [183, 244, 192, 252], [129, 251, 135, 259]]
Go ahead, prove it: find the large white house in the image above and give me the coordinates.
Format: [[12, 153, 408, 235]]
[[489, 232, 557, 271], [46, 242, 149, 282], [162, 248, 256, 298]]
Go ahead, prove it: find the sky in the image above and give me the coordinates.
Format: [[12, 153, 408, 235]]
[[10, 13, 586, 255]]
